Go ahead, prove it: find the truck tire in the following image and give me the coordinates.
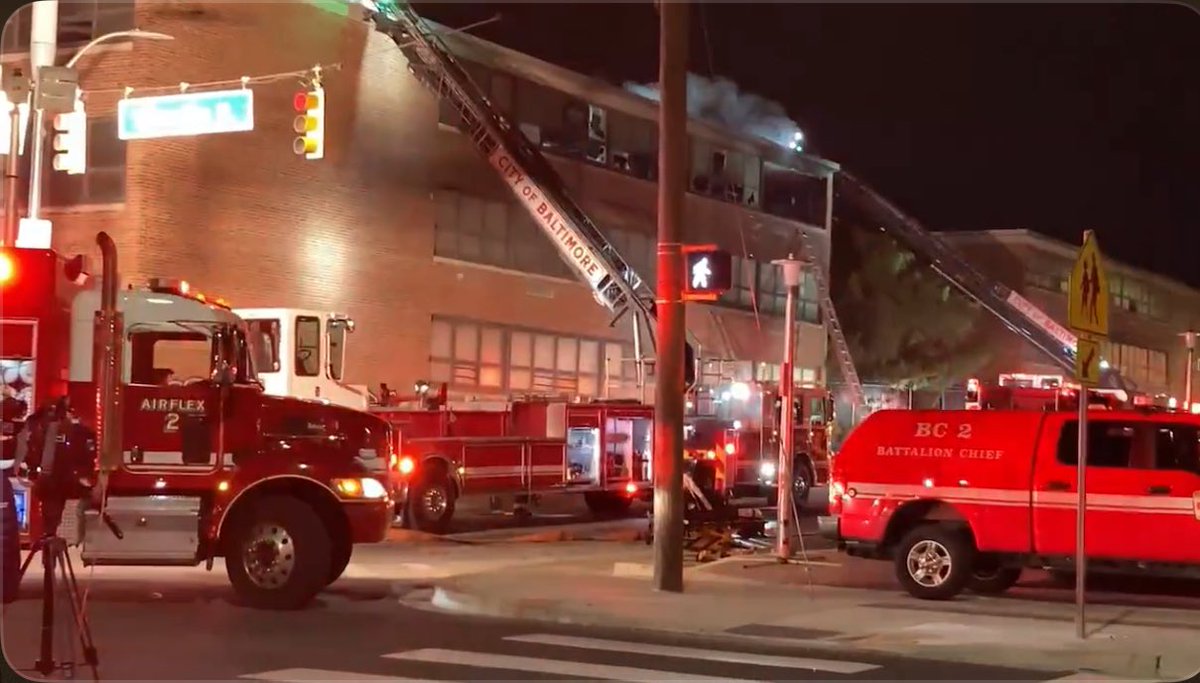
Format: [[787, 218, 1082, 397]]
[[409, 467, 455, 534], [584, 491, 633, 519], [327, 538, 353, 586], [968, 556, 1022, 595], [792, 458, 814, 512], [894, 524, 975, 600], [225, 495, 332, 610]]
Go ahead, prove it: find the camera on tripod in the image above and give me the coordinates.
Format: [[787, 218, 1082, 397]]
[[14, 396, 98, 532]]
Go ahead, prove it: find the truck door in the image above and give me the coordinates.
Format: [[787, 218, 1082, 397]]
[[290, 314, 324, 401], [1033, 418, 1192, 562], [1145, 421, 1200, 563], [124, 330, 223, 473]]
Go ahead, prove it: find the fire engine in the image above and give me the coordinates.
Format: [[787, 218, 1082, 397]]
[[0, 238, 395, 609], [683, 367, 834, 508], [820, 406, 1200, 600]]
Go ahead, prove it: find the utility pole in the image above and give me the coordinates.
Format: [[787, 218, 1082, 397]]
[[2, 67, 29, 245], [26, 0, 59, 222], [652, 0, 688, 594], [773, 256, 802, 560]]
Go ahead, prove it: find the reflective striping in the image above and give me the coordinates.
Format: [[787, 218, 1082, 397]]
[[504, 633, 881, 674], [241, 669, 436, 682], [385, 648, 750, 682], [848, 481, 1198, 516]]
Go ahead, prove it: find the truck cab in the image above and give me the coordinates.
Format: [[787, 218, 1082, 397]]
[[234, 307, 369, 410], [2, 246, 395, 609]]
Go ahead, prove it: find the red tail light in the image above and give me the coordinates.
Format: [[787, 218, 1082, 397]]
[[398, 455, 415, 475], [624, 482, 637, 495]]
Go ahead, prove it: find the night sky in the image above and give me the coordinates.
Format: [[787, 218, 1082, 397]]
[[417, 2, 1200, 288]]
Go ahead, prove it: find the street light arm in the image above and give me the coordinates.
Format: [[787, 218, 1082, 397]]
[[65, 29, 174, 69]]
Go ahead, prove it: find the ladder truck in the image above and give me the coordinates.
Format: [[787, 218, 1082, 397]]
[[353, 2, 863, 517]]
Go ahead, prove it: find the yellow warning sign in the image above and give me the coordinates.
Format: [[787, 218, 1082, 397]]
[[1067, 230, 1109, 338], [1075, 336, 1102, 387]]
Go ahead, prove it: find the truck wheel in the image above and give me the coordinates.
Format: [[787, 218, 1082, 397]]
[[584, 491, 633, 519], [894, 524, 974, 600], [409, 468, 456, 534], [792, 459, 813, 512], [327, 538, 352, 586], [225, 495, 332, 610]]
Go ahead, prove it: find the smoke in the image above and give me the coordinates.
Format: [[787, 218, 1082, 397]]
[[623, 73, 805, 151]]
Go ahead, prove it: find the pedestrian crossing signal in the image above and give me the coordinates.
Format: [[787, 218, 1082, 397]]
[[682, 245, 732, 302], [292, 88, 324, 160]]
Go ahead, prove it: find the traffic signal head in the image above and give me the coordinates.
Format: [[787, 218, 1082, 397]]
[[292, 88, 324, 160], [682, 245, 732, 301], [51, 99, 87, 175]]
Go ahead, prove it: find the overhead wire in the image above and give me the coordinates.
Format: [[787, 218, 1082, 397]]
[[80, 63, 342, 101]]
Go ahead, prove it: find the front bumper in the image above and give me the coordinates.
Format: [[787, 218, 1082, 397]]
[[345, 500, 393, 544]]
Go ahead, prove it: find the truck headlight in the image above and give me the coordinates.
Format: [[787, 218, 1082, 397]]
[[333, 477, 388, 500], [759, 461, 776, 479]]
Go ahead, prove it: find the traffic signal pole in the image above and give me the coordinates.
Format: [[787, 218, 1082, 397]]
[[773, 256, 803, 560], [651, 0, 688, 594], [26, 0, 59, 221]]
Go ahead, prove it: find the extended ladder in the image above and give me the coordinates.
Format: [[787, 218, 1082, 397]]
[[365, 3, 698, 375], [835, 171, 1131, 394], [797, 231, 865, 408]]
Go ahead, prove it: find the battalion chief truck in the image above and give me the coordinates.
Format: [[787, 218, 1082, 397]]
[[820, 407, 1200, 600], [1, 238, 395, 609]]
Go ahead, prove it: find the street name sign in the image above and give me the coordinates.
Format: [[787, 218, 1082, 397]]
[[118, 89, 254, 141]]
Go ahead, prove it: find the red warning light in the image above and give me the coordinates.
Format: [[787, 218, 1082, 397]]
[[0, 252, 13, 284]]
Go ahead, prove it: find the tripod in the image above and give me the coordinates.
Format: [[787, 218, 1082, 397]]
[[18, 504, 100, 680]]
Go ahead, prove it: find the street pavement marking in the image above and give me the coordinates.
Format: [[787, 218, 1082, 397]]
[[505, 633, 880, 674], [384, 647, 753, 681], [241, 668, 438, 682]]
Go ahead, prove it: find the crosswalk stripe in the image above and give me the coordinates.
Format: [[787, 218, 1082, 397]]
[[504, 633, 881, 675], [241, 668, 437, 682], [384, 647, 753, 682]]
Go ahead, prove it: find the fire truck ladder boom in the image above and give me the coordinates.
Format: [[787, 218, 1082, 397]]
[[798, 230, 865, 408], [366, 3, 697, 365], [835, 170, 1130, 393]]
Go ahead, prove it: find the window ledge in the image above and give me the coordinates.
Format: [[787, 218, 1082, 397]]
[[42, 202, 126, 215], [433, 255, 580, 287]]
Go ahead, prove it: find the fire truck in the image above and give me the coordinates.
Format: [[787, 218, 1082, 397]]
[[0, 238, 395, 609], [683, 366, 834, 508]]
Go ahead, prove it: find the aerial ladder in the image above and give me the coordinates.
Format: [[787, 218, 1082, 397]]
[[363, 2, 696, 384], [834, 170, 1131, 394]]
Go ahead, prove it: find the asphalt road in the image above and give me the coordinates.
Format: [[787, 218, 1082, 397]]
[[2, 579, 1061, 682]]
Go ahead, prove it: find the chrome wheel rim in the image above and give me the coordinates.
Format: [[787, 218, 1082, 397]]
[[243, 522, 295, 589], [421, 486, 448, 518], [906, 539, 952, 587]]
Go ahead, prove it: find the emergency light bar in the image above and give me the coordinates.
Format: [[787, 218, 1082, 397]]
[[146, 278, 232, 309]]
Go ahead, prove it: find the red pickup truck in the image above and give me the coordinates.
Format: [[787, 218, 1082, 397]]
[[819, 409, 1200, 599]]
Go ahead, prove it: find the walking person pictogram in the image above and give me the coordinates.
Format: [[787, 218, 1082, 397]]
[[1088, 254, 1101, 324], [1079, 260, 1093, 325]]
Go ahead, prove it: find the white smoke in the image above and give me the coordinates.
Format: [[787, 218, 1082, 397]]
[[624, 73, 805, 151]]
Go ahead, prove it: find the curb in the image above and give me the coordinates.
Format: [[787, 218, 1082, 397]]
[[428, 585, 1192, 681]]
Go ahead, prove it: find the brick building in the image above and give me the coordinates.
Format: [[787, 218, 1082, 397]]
[[943, 229, 1200, 402], [2, 1, 839, 400]]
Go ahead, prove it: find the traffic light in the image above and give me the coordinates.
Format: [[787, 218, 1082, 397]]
[[51, 97, 86, 175], [682, 244, 732, 302], [293, 87, 324, 160]]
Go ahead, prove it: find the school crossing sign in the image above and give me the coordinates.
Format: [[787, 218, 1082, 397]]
[[1067, 230, 1109, 385]]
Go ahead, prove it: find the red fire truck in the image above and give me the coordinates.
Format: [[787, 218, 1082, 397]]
[[685, 377, 834, 509], [820, 406, 1200, 600], [1, 239, 395, 609], [965, 373, 1129, 412]]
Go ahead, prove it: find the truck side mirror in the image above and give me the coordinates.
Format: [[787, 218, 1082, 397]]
[[213, 360, 236, 388]]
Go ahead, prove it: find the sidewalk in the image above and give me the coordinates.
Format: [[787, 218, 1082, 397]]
[[420, 546, 1200, 681]]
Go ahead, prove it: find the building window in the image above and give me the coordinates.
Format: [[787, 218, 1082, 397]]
[[1102, 341, 1168, 390], [1109, 276, 1158, 318], [429, 318, 504, 389], [45, 117, 126, 207], [433, 190, 511, 268], [1, 1, 135, 56], [509, 330, 601, 396]]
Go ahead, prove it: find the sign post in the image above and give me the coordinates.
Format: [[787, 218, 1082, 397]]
[[1066, 229, 1109, 640]]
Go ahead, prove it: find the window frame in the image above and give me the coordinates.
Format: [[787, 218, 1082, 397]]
[[294, 316, 322, 378]]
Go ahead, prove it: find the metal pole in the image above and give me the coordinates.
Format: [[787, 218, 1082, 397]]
[[3, 105, 20, 243], [26, 0, 58, 221], [1075, 388, 1088, 639], [774, 256, 802, 560], [1182, 332, 1196, 411], [652, 0, 688, 594]]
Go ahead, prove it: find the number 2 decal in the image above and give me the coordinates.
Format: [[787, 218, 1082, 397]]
[[164, 413, 179, 433], [957, 423, 973, 439]]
